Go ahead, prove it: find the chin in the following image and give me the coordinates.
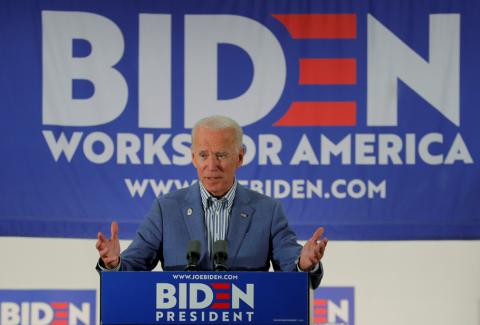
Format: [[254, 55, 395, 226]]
[[206, 186, 223, 195], [205, 185, 227, 196]]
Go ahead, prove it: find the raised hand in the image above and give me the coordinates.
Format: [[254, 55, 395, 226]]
[[96, 221, 121, 269], [299, 227, 328, 272]]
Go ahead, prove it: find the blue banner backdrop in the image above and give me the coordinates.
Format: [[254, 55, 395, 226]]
[[0, 0, 479, 239]]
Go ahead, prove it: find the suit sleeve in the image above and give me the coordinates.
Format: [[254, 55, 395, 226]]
[[270, 201, 301, 272], [119, 198, 164, 271], [270, 200, 324, 289]]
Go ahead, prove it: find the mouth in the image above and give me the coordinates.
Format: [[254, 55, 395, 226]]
[[204, 176, 225, 183], [205, 177, 222, 181]]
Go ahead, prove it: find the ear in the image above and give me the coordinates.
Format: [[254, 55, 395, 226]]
[[236, 146, 245, 167], [191, 151, 197, 168]]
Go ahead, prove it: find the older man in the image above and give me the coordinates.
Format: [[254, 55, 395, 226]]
[[96, 115, 327, 287]]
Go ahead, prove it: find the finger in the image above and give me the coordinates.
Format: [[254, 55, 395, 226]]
[[95, 239, 103, 250], [321, 238, 328, 250], [319, 237, 328, 248], [97, 232, 107, 243], [309, 227, 324, 242], [111, 221, 119, 240], [317, 238, 328, 257]]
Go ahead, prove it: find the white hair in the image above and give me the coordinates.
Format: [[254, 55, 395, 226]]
[[191, 115, 243, 151]]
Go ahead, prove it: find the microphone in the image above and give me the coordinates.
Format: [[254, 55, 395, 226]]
[[213, 240, 229, 271], [185, 240, 201, 271]]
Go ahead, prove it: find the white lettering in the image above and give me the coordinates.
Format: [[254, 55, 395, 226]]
[[184, 15, 285, 128], [328, 300, 349, 323], [444, 133, 473, 164], [31, 303, 53, 325], [139, 14, 172, 128], [419, 133, 443, 165], [368, 14, 460, 126], [189, 284, 213, 309], [232, 284, 254, 309], [290, 134, 318, 165], [156, 283, 177, 309], [321, 135, 351, 165], [355, 134, 376, 164], [69, 303, 90, 325], [83, 132, 114, 164], [259, 134, 282, 165], [117, 133, 141, 164], [1, 302, 20, 325], [42, 130, 82, 162], [42, 11, 127, 126]]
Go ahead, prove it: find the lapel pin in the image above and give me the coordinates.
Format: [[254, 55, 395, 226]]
[[240, 212, 248, 218], [187, 208, 193, 216]]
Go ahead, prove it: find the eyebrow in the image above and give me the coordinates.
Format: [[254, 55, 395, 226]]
[[197, 150, 229, 156], [198, 150, 228, 153]]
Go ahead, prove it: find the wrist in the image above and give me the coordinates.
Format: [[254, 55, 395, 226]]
[[105, 256, 120, 270]]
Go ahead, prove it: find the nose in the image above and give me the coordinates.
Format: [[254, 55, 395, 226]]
[[206, 154, 219, 171]]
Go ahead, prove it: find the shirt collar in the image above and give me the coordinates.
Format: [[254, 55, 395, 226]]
[[199, 179, 237, 211]]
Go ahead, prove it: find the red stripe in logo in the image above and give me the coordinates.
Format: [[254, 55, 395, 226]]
[[299, 58, 357, 85], [211, 302, 231, 309], [272, 14, 356, 39], [314, 308, 327, 315], [55, 311, 68, 318], [215, 293, 230, 300], [50, 302, 68, 309], [51, 321, 68, 325], [211, 283, 230, 290], [275, 102, 356, 126], [314, 299, 328, 305], [314, 316, 328, 324], [272, 13, 358, 127]]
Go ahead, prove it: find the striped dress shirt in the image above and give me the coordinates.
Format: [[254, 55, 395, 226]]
[[199, 179, 237, 255]]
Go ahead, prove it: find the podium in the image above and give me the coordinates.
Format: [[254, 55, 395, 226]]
[[101, 271, 312, 325]]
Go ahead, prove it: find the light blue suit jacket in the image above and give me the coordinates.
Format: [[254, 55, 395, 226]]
[[99, 182, 323, 287]]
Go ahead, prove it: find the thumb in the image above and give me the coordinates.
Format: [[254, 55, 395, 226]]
[[111, 221, 119, 240]]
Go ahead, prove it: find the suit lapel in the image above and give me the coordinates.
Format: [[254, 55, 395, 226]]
[[181, 183, 209, 268], [226, 184, 254, 267]]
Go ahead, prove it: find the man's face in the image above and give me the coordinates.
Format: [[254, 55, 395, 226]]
[[192, 126, 244, 197]]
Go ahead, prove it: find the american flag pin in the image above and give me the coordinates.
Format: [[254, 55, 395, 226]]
[[187, 208, 193, 216]]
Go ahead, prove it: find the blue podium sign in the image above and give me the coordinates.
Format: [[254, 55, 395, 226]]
[[101, 271, 309, 325]]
